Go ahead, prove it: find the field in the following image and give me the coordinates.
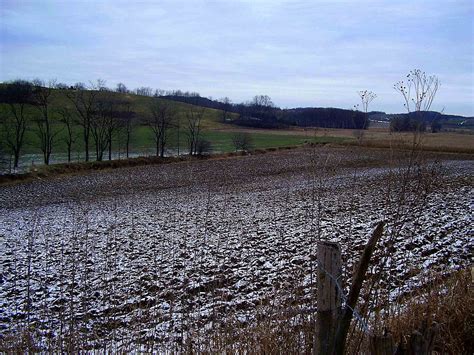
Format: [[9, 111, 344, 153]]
[[2, 89, 473, 174], [214, 126, 474, 153], [0, 145, 472, 352]]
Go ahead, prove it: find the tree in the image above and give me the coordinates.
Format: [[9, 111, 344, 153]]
[[95, 78, 109, 91], [219, 97, 232, 122], [32, 80, 62, 165], [431, 118, 442, 133], [393, 69, 440, 132], [66, 82, 99, 161], [116, 83, 128, 93], [57, 107, 77, 162], [148, 99, 176, 157], [104, 97, 127, 161], [73, 82, 86, 90], [186, 107, 206, 155], [154, 89, 165, 97], [196, 138, 212, 155], [135, 87, 153, 97], [243, 95, 276, 122], [117, 99, 135, 158], [90, 94, 116, 161], [390, 113, 427, 132], [232, 132, 253, 151], [0, 80, 33, 169], [357, 90, 376, 129], [0, 139, 8, 172], [251, 95, 274, 108], [55, 82, 69, 90]]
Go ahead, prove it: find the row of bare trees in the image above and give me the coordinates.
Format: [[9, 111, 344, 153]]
[[0, 79, 209, 170], [65, 85, 136, 162]]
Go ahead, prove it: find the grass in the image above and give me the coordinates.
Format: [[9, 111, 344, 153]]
[[383, 268, 473, 354], [1, 88, 229, 155], [7, 123, 348, 163], [201, 131, 346, 152], [2, 88, 473, 170]]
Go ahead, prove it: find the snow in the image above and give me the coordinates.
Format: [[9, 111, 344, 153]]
[[0, 148, 472, 350]]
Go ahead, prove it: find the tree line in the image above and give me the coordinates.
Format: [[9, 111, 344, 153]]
[[163, 93, 372, 130], [0, 79, 210, 170], [0, 69, 444, 170]]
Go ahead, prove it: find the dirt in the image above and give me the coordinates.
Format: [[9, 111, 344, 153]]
[[0, 146, 472, 351]]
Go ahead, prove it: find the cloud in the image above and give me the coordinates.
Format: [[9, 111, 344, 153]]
[[0, 0, 472, 115]]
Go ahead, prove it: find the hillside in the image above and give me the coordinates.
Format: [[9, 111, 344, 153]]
[[2, 86, 473, 174], [0, 88, 324, 172]]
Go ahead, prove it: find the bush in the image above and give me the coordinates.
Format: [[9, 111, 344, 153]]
[[196, 139, 212, 155], [390, 115, 426, 132], [231, 132, 254, 151]]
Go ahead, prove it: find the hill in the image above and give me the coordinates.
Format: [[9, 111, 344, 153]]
[[0, 86, 324, 172], [162, 94, 473, 130]]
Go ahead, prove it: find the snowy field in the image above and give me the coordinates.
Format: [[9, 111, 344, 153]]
[[0, 146, 472, 351]]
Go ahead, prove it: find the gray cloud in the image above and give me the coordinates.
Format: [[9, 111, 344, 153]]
[[1, 0, 472, 115]]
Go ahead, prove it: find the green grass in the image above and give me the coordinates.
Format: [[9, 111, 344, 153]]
[[1, 88, 348, 166], [11, 123, 348, 160], [201, 131, 346, 152]]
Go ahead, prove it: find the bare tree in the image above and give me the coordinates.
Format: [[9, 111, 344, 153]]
[[358, 90, 376, 121], [0, 139, 8, 171], [104, 97, 135, 160], [196, 138, 212, 155], [154, 89, 165, 97], [0, 80, 33, 169], [251, 94, 274, 108], [219, 97, 232, 122], [135, 87, 153, 97], [57, 107, 77, 162], [394, 69, 439, 113], [91, 95, 114, 161], [186, 107, 206, 155], [148, 99, 176, 157], [117, 99, 135, 159], [394, 69, 440, 134], [95, 78, 109, 91], [116, 83, 128, 93], [31, 78, 44, 87], [354, 90, 376, 142], [106, 99, 121, 161], [232, 132, 253, 151], [66, 82, 99, 161], [73, 82, 86, 90], [32, 80, 62, 165], [55, 82, 69, 90]]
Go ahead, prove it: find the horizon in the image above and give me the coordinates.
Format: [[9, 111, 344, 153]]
[[1, 0, 473, 116]]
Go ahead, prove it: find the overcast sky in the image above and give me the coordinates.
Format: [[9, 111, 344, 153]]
[[1, 0, 473, 115]]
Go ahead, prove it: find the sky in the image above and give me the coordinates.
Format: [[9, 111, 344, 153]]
[[1, 0, 473, 116]]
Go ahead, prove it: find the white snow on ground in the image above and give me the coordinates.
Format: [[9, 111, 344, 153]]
[[0, 148, 472, 350]]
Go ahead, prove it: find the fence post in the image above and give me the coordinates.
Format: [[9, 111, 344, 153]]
[[314, 241, 342, 355]]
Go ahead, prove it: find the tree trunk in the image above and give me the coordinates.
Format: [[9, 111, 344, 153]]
[[13, 150, 20, 169], [67, 143, 71, 162], [108, 137, 112, 161], [85, 136, 89, 162], [126, 132, 130, 158]]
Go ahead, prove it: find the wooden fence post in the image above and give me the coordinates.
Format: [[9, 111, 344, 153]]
[[314, 241, 342, 355]]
